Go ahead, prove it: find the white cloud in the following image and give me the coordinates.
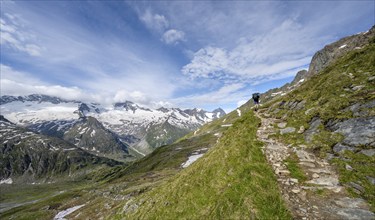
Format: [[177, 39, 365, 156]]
[[181, 19, 320, 84], [172, 83, 248, 107], [162, 29, 185, 44], [150, 101, 174, 109], [140, 9, 169, 32], [114, 90, 149, 104], [138, 9, 186, 45], [182, 47, 228, 78], [0, 14, 42, 56]]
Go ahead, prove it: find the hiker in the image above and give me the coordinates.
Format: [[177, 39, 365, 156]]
[[252, 93, 260, 111]]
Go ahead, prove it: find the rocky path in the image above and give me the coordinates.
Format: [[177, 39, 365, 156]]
[[256, 112, 374, 220]]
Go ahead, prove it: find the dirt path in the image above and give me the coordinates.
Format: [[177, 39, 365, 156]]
[[256, 111, 374, 220]]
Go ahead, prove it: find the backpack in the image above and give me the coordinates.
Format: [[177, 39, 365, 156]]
[[252, 93, 260, 100]]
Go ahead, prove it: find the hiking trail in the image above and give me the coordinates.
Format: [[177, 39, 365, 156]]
[[255, 110, 374, 220]]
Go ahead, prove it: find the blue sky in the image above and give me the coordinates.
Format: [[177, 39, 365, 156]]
[[1, 1, 374, 112]]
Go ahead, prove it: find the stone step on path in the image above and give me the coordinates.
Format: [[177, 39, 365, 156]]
[[255, 112, 374, 220]]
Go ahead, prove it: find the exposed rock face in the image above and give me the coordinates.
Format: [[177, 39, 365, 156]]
[[344, 100, 375, 117], [308, 26, 375, 76], [327, 117, 375, 147], [332, 143, 355, 154], [279, 100, 306, 111]]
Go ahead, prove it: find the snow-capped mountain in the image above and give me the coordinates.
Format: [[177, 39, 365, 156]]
[[0, 95, 225, 155]]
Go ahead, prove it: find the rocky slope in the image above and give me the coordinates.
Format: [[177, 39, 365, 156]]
[[257, 113, 374, 219], [63, 116, 130, 161], [263, 31, 375, 209], [0, 116, 120, 183]]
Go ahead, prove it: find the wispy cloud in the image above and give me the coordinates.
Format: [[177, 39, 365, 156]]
[[162, 29, 185, 44], [0, 13, 42, 56], [172, 83, 249, 108]]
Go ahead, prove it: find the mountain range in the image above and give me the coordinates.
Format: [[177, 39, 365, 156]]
[[0, 95, 225, 157]]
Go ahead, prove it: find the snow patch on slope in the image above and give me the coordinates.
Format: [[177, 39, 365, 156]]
[[339, 44, 347, 49], [54, 204, 85, 220], [237, 109, 241, 117], [0, 178, 13, 184], [181, 154, 204, 168]]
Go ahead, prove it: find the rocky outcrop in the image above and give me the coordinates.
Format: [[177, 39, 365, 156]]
[[308, 26, 375, 76]]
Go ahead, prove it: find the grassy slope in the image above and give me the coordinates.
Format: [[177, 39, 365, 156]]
[[263, 39, 375, 209], [121, 111, 291, 219]]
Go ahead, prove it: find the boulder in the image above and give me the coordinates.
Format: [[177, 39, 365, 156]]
[[280, 127, 296, 135], [277, 122, 287, 128], [333, 143, 355, 154], [304, 117, 321, 143], [331, 117, 375, 147]]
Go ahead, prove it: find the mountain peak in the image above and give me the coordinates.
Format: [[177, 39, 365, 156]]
[[212, 108, 226, 119]]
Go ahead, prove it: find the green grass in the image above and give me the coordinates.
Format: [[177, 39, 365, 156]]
[[284, 153, 307, 182], [119, 111, 291, 219]]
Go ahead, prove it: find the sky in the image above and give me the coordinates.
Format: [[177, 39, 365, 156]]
[[1, 1, 374, 112]]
